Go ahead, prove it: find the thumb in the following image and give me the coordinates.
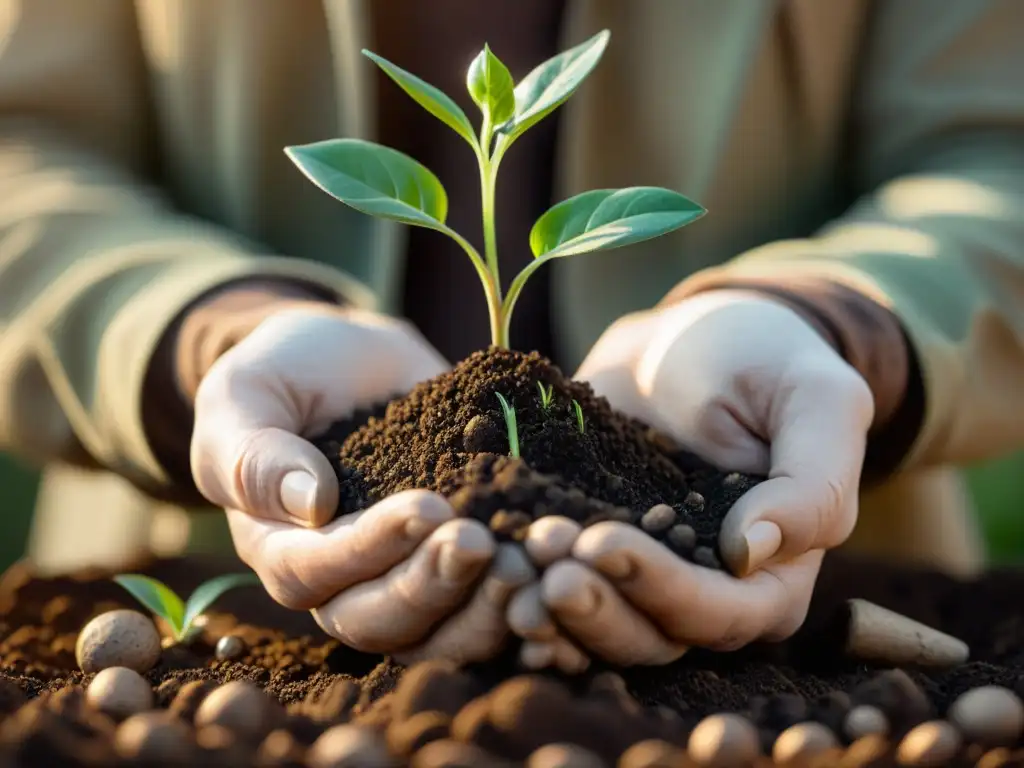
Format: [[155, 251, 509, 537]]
[[719, 367, 872, 576], [191, 359, 340, 527]]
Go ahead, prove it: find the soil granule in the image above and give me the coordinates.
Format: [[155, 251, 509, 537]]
[[316, 348, 758, 562], [4, 552, 1024, 766]]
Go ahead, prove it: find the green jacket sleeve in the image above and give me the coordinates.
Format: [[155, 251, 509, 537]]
[[0, 3, 375, 494], [676, 0, 1024, 471]]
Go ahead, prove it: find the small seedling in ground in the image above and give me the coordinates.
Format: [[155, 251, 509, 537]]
[[572, 399, 586, 434], [537, 381, 554, 410], [113, 573, 260, 644], [495, 392, 520, 458], [285, 31, 706, 349]]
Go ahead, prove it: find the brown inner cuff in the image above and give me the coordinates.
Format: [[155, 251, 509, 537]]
[[660, 276, 925, 483], [141, 279, 337, 500]]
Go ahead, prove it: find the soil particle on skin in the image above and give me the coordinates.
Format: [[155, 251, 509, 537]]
[[315, 348, 759, 565], [5, 553, 1024, 765]]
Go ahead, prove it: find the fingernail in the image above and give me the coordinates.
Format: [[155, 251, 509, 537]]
[[438, 541, 470, 582], [280, 471, 317, 521], [742, 521, 783, 574], [596, 552, 634, 580], [560, 585, 598, 617]]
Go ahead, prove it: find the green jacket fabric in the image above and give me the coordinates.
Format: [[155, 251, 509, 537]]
[[3, 0, 1022, 574]]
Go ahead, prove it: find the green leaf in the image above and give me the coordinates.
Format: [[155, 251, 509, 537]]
[[113, 575, 186, 636], [182, 573, 260, 636], [495, 29, 610, 148], [529, 187, 706, 260], [285, 139, 449, 230], [466, 45, 515, 127], [362, 49, 478, 149]]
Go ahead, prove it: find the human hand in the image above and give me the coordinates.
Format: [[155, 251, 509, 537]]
[[191, 306, 530, 661], [511, 290, 874, 668]]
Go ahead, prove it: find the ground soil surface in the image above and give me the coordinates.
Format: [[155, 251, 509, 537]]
[[3, 553, 1024, 765]]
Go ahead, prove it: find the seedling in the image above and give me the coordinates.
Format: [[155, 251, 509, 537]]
[[495, 392, 520, 458], [537, 381, 554, 411], [285, 31, 706, 348], [572, 399, 586, 434], [113, 573, 259, 644]]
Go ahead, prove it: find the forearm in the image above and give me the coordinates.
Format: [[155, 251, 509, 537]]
[[0, 125, 374, 499]]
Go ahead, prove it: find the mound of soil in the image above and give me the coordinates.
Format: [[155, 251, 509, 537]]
[[4, 552, 1024, 766], [316, 348, 759, 567]]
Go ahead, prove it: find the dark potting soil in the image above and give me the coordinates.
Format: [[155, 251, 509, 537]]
[[4, 553, 1024, 766], [315, 347, 759, 568]]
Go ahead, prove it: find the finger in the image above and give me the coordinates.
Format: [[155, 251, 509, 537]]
[[523, 517, 583, 568], [311, 519, 495, 651], [572, 522, 794, 648], [507, 583, 559, 641], [519, 637, 591, 674], [226, 489, 454, 609], [541, 560, 687, 666], [719, 373, 870, 575], [394, 543, 535, 665]]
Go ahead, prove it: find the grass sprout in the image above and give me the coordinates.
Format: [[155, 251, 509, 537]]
[[572, 399, 585, 434], [495, 392, 520, 458], [537, 381, 554, 410]]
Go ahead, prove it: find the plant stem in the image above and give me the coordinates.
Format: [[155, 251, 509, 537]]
[[447, 227, 506, 347], [480, 160, 500, 287]]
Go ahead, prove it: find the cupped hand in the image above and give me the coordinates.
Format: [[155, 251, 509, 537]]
[[511, 290, 874, 668], [191, 306, 529, 661]]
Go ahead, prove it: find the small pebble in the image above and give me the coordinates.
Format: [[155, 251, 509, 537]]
[[844, 705, 889, 739], [76, 610, 162, 674], [462, 414, 504, 453], [410, 739, 499, 768], [897, 720, 962, 766], [684, 491, 705, 513], [115, 711, 193, 761], [693, 547, 721, 570], [527, 743, 604, 768], [948, 686, 1024, 747], [976, 747, 1014, 768], [722, 473, 744, 487], [194, 680, 278, 741], [641, 504, 677, 534], [386, 710, 451, 757], [215, 634, 246, 661], [666, 525, 697, 554], [618, 739, 689, 768], [308, 723, 398, 768], [772, 722, 838, 763], [688, 713, 760, 767], [604, 474, 625, 492], [86, 667, 153, 719]]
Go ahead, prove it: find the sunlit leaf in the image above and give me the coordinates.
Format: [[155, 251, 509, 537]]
[[113, 575, 185, 636], [467, 45, 515, 128], [285, 139, 449, 230], [530, 187, 706, 260], [495, 30, 610, 149], [363, 50, 478, 149], [182, 573, 261, 635]]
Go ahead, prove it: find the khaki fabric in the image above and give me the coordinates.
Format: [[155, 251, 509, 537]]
[[3, 1, 1021, 574]]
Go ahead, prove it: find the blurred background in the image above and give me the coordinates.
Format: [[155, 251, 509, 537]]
[[3, 450, 1024, 572]]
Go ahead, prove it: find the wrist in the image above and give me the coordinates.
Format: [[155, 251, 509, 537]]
[[142, 278, 338, 487]]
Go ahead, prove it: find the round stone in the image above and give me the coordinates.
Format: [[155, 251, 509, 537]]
[[215, 634, 245, 661], [76, 610, 161, 674], [527, 743, 604, 768], [844, 705, 889, 739], [640, 504, 677, 534], [948, 686, 1024, 747], [688, 713, 760, 767], [772, 722, 839, 763], [115, 711, 192, 761], [897, 720, 962, 766], [194, 680, 277, 740], [308, 723, 398, 768], [86, 666, 154, 719]]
